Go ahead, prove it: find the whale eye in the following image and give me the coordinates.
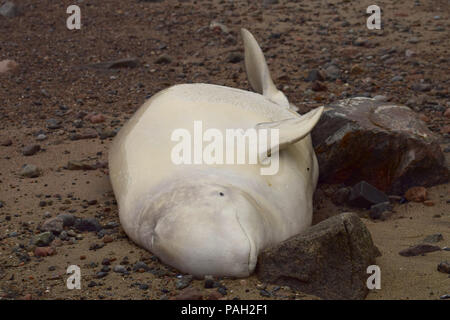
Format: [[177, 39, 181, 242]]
[[307, 167, 310, 171], [219, 192, 224, 197]]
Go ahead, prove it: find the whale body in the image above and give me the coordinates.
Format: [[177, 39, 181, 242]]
[[109, 29, 323, 277]]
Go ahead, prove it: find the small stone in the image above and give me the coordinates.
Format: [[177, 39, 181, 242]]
[[226, 53, 243, 64], [20, 164, 40, 178], [324, 65, 340, 80], [22, 144, 41, 156], [209, 21, 229, 34], [89, 114, 106, 124], [113, 265, 128, 274], [423, 200, 434, 206], [40, 217, 64, 234], [399, 244, 440, 257], [74, 218, 102, 232], [174, 287, 203, 300], [204, 279, 215, 289], [0, 2, 21, 18], [57, 214, 76, 227], [36, 134, 47, 141], [155, 54, 172, 64], [133, 261, 150, 272], [0, 59, 18, 73], [369, 201, 393, 220], [176, 275, 193, 290], [67, 160, 96, 171], [305, 69, 325, 82], [423, 233, 443, 243], [312, 81, 327, 92], [437, 261, 450, 274], [46, 119, 62, 130], [404, 186, 427, 202], [95, 271, 108, 279], [349, 181, 389, 208], [0, 138, 12, 146], [31, 232, 54, 247], [331, 187, 351, 205], [102, 235, 113, 243], [350, 64, 364, 75], [34, 246, 56, 257]]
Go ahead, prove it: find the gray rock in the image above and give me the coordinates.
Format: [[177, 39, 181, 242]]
[[20, 164, 40, 178], [311, 97, 449, 194], [86, 58, 139, 70], [113, 265, 128, 274], [305, 69, 325, 82], [437, 261, 450, 274], [399, 244, 441, 257], [369, 201, 393, 220], [256, 212, 380, 300], [74, 218, 102, 232], [324, 65, 340, 80], [57, 214, 76, 227], [0, 2, 20, 18], [40, 217, 64, 234], [133, 261, 150, 272], [176, 275, 194, 290], [22, 144, 40, 156], [349, 181, 389, 208], [423, 233, 443, 243], [46, 119, 62, 130], [31, 232, 54, 247]]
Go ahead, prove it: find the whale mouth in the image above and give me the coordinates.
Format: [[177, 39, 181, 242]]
[[141, 182, 264, 277]]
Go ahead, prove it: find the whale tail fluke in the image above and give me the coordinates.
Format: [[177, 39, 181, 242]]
[[241, 28, 290, 109]]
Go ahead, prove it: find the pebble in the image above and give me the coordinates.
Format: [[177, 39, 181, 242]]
[[113, 265, 128, 274], [22, 144, 41, 156], [34, 246, 56, 257], [74, 217, 102, 232], [176, 275, 193, 290], [404, 186, 427, 202], [437, 261, 450, 274], [423, 233, 443, 243], [36, 134, 47, 141], [0, 2, 20, 18], [399, 244, 441, 257], [0, 59, 18, 73], [133, 261, 150, 272], [155, 54, 172, 64], [20, 164, 40, 178], [40, 217, 64, 234], [324, 65, 340, 80], [1, 138, 12, 146], [46, 119, 62, 130], [31, 232, 54, 247], [174, 287, 203, 300]]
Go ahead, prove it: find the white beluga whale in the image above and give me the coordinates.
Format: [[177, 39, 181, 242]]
[[109, 28, 324, 277]]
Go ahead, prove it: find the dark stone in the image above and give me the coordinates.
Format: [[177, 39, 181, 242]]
[[22, 144, 40, 156], [0, 2, 21, 18], [256, 212, 380, 300], [349, 181, 389, 208], [311, 97, 449, 194], [87, 58, 139, 70], [437, 261, 450, 274], [305, 69, 325, 82], [74, 218, 102, 232], [369, 201, 393, 220], [399, 244, 441, 257]]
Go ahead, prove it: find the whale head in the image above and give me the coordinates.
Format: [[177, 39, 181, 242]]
[[139, 182, 268, 278]]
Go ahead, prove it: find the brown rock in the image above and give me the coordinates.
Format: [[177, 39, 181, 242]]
[[0, 59, 18, 73], [173, 287, 203, 300], [399, 244, 440, 257], [34, 247, 56, 257], [444, 108, 450, 118], [311, 98, 449, 194], [404, 186, 427, 202], [67, 160, 96, 171], [22, 144, 41, 156], [311, 81, 327, 92], [256, 212, 380, 300], [40, 217, 64, 234], [437, 261, 450, 274], [103, 235, 114, 243], [89, 114, 106, 124], [0, 138, 12, 146]]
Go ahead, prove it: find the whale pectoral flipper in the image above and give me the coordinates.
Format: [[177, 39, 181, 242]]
[[255, 106, 324, 157]]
